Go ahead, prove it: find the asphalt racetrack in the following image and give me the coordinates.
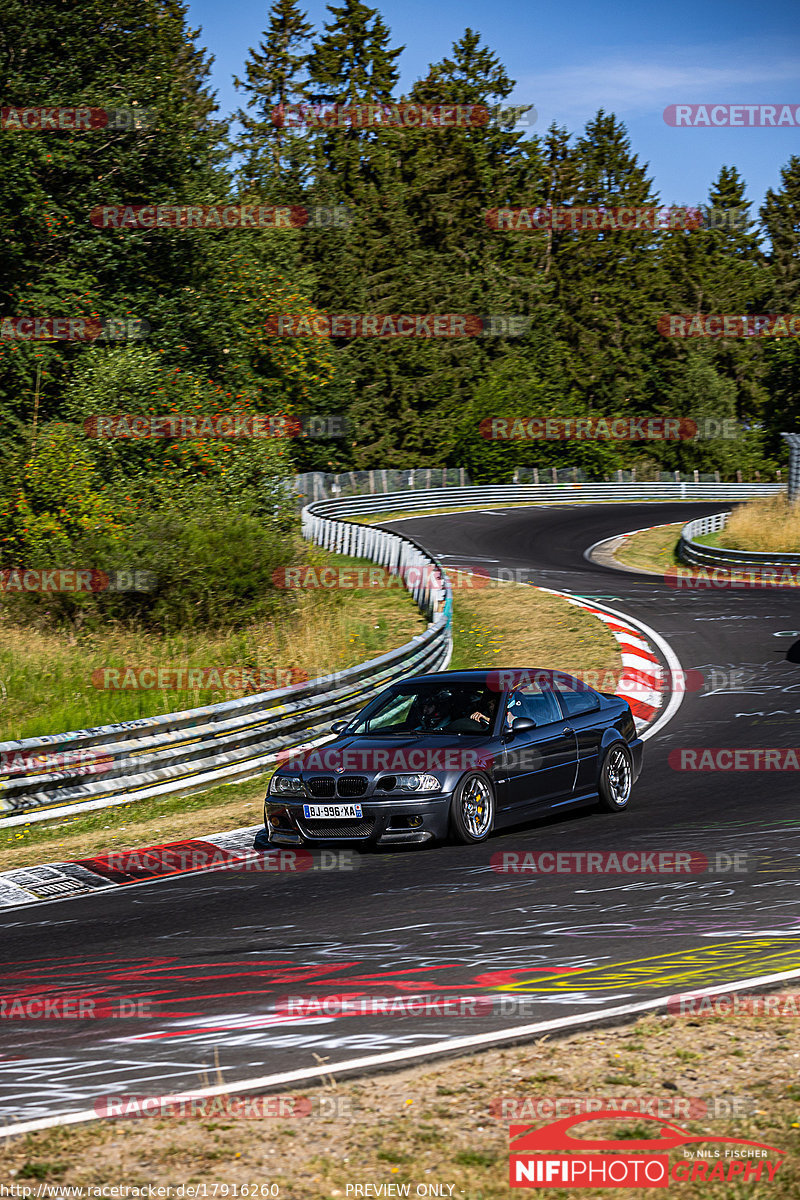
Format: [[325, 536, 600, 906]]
[[4, 502, 800, 1128]]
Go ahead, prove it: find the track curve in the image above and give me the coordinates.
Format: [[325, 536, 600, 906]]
[[4, 502, 800, 1130]]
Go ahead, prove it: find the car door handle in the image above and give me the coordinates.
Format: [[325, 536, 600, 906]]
[[563, 726, 574, 735]]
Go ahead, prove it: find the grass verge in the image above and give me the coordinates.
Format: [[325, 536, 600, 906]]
[[612, 496, 800, 575], [611, 523, 685, 575], [714, 494, 800, 553], [0, 550, 425, 742], [449, 580, 621, 677], [2, 992, 798, 1197], [0, 581, 620, 870]]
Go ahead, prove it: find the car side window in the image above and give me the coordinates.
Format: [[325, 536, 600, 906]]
[[514, 686, 562, 726], [556, 681, 601, 717]]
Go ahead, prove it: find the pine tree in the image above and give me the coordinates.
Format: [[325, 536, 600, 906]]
[[0, 0, 229, 443], [546, 111, 664, 418], [761, 156, 800, 444], [233, 0, 316, 199], [655, 165, 770, 472]]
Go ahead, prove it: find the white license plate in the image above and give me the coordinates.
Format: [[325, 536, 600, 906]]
[[303, 803, 363, 819]]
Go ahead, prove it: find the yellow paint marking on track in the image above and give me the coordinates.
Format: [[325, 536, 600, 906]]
[[500, 939, 800, 993]]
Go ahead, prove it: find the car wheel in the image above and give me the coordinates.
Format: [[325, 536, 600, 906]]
[[597, 743, 633, 811], [450, 772, 495, 843]]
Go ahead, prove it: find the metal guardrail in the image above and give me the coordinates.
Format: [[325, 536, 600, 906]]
[[679, 509, 800, 568], [308, 481, 784, 518], [293, 470, 782, 504], [0, 510, 452, 825], [1, 480, 785, 826]]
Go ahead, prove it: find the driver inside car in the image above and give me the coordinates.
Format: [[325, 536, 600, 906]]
[[415, 689, 454, 730], [471, 690, 521, 729]]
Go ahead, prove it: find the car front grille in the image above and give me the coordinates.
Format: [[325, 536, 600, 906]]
[[306, 775, 368, 798], [336, 775, 368, 797], [307, 776, 336, 797], [298, 817, 375, 839]]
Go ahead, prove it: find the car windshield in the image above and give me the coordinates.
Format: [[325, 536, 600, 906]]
[[349, 681, 501, 735]]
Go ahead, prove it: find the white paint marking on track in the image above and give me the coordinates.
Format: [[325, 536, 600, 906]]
[[3, 966, 800, 1140]]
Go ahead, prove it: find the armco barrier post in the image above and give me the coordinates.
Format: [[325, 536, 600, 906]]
[[782, 433, 800, 503]]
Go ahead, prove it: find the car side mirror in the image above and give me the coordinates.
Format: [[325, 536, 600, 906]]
[[330, 721, 348, 734], [511, 716, 536, 733]]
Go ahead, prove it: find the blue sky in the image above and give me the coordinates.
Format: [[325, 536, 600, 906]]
[[187, 0, 800, 213]]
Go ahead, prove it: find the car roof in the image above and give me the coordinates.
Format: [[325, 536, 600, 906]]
[[400, 669, 581, 685]]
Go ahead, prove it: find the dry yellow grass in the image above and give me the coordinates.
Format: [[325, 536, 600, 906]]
[[0, 565, 425, 741], [451, 580, 622, 677], [611, 523, 685, 574], [717, 494, 800, 554]]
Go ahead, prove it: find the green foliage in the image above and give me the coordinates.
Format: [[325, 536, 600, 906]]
[[1, 0, 798, 650], [0, 424, 123, 562], [61, 346, 295, 513], [234, 3, 796, 476], [1, 449, 298, 633]]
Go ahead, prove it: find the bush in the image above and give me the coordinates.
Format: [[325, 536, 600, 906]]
[[2, 486, 301, 633], [0, 415, 303, 633]]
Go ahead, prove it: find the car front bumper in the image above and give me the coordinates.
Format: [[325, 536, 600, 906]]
[[264, 792, 454, 847]]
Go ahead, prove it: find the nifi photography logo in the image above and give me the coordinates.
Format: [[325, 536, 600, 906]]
[[508, 1111, 784, 1188]]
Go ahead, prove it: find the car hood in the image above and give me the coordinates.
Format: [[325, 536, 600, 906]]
[[278, 734, 496, 775]]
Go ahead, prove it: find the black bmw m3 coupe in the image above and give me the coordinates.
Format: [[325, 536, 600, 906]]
[[259, 669, 644, 849]]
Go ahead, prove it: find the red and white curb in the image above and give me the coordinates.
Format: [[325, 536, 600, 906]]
[[533, 587, 680, 734], [0, 825, 265, 910]]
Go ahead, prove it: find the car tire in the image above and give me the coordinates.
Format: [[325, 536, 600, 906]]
[[449, 772, 495, 844], [597, 743, 633, 811]]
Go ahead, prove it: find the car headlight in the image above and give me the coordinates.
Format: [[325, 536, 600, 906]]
[[269, 774, 306, 796], [393, 773, 441, 793]]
